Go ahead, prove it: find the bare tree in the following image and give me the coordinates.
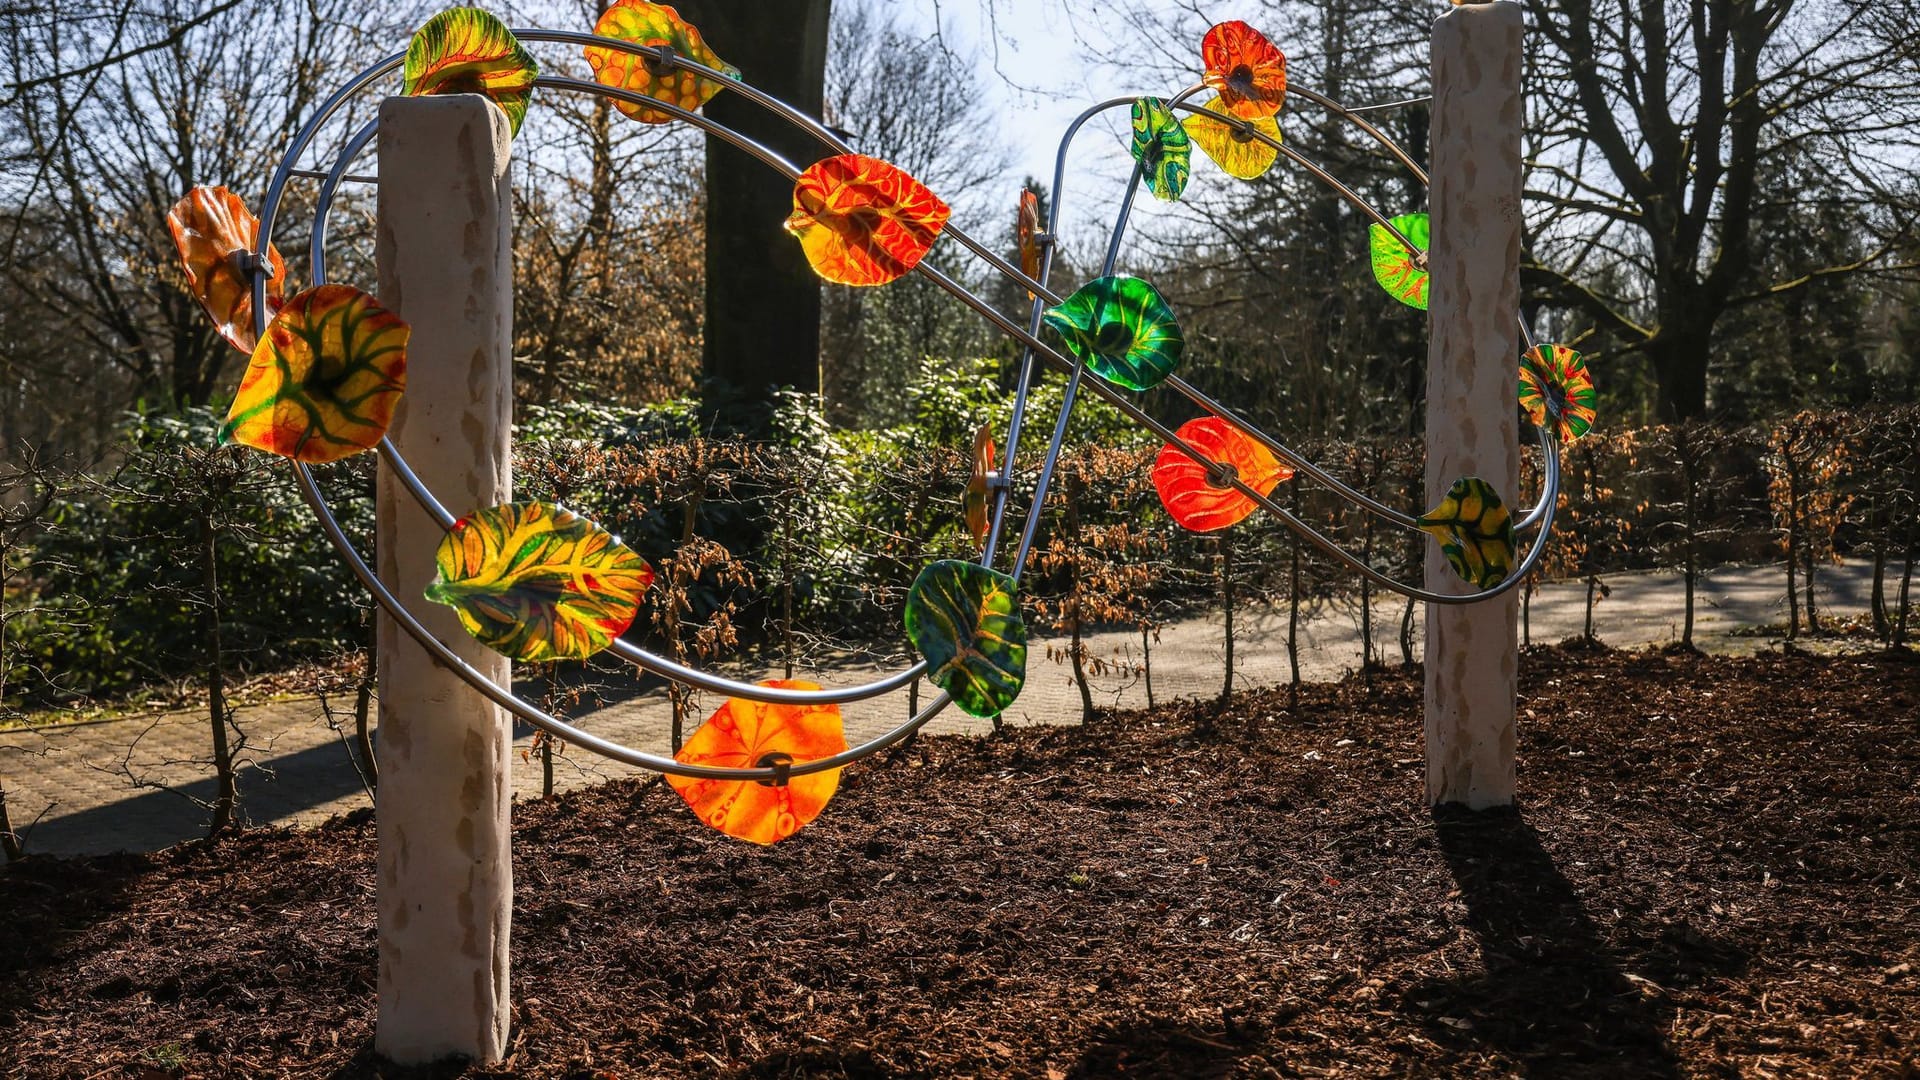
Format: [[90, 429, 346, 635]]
[[1523, 0, 1920, 419]]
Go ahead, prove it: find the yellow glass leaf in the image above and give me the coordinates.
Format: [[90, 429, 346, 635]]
[[1184, 97, 1280, 180], [585, 0, 739, 124]]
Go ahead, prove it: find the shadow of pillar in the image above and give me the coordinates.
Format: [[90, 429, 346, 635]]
[[1415, 805, 1681, 1078]]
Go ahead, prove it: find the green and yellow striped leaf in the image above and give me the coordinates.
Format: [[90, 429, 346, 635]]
[[403, 8, 539, 135], [1043, 275, 1185, 392], [905, 560, 1027, 719], [1369, 212, 1430, 310], [425, 502, 655, 662], [1418, 477, 1515, 589], [219, 285, 407, 464], [1130, 97, 1192, 202]]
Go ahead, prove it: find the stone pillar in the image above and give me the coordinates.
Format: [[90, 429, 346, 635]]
[[1424, 2, 1522, 809], [374, 95, 514, 1063]]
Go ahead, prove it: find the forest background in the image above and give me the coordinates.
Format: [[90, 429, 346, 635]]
[[1, 0, 1917, 730]]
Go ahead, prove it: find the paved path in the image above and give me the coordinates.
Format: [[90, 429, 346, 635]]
[[0, 560, 1884, 856]]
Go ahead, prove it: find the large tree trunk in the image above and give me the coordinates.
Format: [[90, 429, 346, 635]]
[[1647, 320, 1714, 421], [685, 0, 832, 422]]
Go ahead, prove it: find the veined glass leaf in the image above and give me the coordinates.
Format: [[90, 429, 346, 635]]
[[1418, 477, 1516, 589], [963, 423, 995, 547], [1520, 344, 1598, 444], [425, 501, 655, 662], [906, 560, 1027, 719], [1201, 21, 1287, 119], [784, 154, 951, 286], [1017, 188, 1044, 298], [1152, 416, 1294, 532], [167, 186, 287, 354], [1042, 275, 1185, 392], [1184, 96, 1280, 180], [1130, 97, 1191, 202], [403, 7, 538, 136], [1369, 212, 1430, 310], [219, 285, 407, 464], [668, 681, 848, 846], [585, 0, 740, 125]]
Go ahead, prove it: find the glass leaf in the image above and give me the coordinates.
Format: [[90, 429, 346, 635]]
[[585, 0, 739, 124], [1201, 21, 1287, 119], [963, 423, 995, 547], [784, 154, 951, 286], [1185, 96, 1280, 180], [167, 186, 287, 354], [1042, 275, 1185, 391], [1418, 477, 1516, 588], [1520, 344, 1598, 444], [425, 501, 655, 662], [668, 681, 848, 845], [403, 7, 539, 136], [219, 285, 407, 464], [1130, 97, 1192, 202], [906, 560, 1027, 719], [1152, 416, 1294, 532], [1369, 212, 1431, 310], [1017, 188, 1043, 297]]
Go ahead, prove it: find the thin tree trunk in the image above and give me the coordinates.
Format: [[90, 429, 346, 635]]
[[1066, 471, 1093, 724], [1141, 624, 1154, 709], [1522, 573, 1533, 647], [1871, 531, 1890, 644], [1896, 546, 1914, 647], [1220, 528, 1236, 704], [1287, 483, 1303, 687], [0, 782, 22, 862], [1682, 466, 1698, 649], [201, 512, 236, 838]]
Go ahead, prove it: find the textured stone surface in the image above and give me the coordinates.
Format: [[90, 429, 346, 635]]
[[373, 94, 515, 1065], [1424, 2, 1524, 810]]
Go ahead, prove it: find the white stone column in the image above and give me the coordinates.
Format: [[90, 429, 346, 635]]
[[1424, 2, 1522, 809], [374, 95, 514, 1063]]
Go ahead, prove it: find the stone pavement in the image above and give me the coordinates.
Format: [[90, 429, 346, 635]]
[[0, 559, 1881, 856]]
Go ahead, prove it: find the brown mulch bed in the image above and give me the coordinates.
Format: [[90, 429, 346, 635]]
[[3, 644, 1917, 1078]]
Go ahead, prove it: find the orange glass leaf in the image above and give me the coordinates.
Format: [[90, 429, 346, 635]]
[[167, 186, 287, 354], [783, 154, 951, 286], [220, 285, 408, 464], [585, 0, 740, 125], [668, 680, 848, 845], [1201, 21, 1287, 119], [963, 423, 995, 547], [1152, 416, 1293, 532], [1185, 96, 1281, 180], [1017, 188, 1043, 297]]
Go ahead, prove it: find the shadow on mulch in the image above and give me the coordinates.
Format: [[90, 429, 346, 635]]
[[1417, 806, 1681, 1078]]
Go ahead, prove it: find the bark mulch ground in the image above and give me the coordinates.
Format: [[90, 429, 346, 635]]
[[3, 644, 1917, 1078]]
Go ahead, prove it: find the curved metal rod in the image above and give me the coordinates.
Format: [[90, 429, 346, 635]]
[[296, 79, 932, 708], [310, 118, 378, 272], [910, 256, 1561, 605], [290, 461, 954, 781], [1287, 85, 1431, 186]]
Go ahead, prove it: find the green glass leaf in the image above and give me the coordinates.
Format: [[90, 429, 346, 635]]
[[425, 502, 655, 662], [1417, 478, 1515, 589], [1130, 97, 1192, 202], [1369, 212, 1430, 310], [1042, 275, 1185, 391], [905, 560, 1028, 719], [403, 8, 539, 136]]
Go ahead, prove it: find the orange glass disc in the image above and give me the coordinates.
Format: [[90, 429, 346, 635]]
[[1152, 416, 1294, 532], [783, 154, 950, 286], [167, 186, 287, 354], [1200, 21, 1287, 120], [668, 680, 848, 845]]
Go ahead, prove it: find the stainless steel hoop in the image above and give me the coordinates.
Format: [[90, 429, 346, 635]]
[[245, 25, 1566, 783]]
